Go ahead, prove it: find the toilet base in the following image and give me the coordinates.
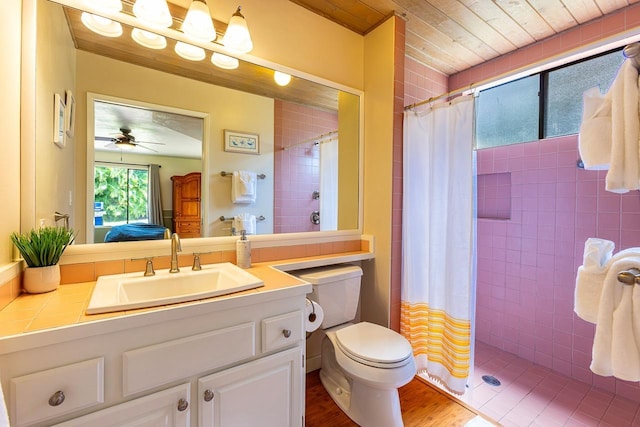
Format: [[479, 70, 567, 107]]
[[320, 336, 406, 427]]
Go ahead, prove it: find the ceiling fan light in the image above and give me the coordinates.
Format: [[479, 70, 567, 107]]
[[83, 0, 122, 13], [132, 0, 173, 28], [211, 52, 239, 70], [132, 28, 167, 49], [174, 41, 206, 61], [115, 140, 136, 150], [182, 0, 216, 42], [222, 6, 253, 54], [274, 71, 291, 86], [81, 12, 123, 38]]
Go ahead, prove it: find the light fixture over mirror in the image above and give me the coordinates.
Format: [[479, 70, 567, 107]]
[[132, 0, 172, 28], [222, 6, 252, 54], [211, 52, 239, 69], [131, 28, 167, 49], [273, 71, 291, 86], [175, 41, 206, 60], [182, 0, 216, 42], [81, 12, 123, 37]]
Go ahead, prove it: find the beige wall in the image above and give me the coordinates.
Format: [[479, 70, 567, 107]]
[[0, 0, 22, 265], [35, 0, 76, 230], [361, 17, 397, 327], [76, 52, 275, 241]]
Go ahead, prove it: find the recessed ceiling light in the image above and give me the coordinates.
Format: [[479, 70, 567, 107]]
[[211, 52, 239, 70], [131, 28, 167, 49], [174, 41, 206, 61]]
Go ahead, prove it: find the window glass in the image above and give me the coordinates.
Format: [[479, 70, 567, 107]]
[[475, 75, 540, 149], [94, 164, 149, 226], [545, 49, 624, 137]]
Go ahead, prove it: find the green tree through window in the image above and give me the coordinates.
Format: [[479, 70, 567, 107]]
[[94, 164, 149, 225]]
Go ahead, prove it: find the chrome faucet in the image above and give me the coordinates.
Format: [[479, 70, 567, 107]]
[[169, 233, 182, 273]]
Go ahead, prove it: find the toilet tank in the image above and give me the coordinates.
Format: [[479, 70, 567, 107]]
[[293, 264, 363, 329]]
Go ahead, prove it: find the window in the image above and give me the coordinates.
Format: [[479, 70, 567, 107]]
[[475, 75, 540, 149], [475, 48, 624, 149], [94, 164, 149, 226]]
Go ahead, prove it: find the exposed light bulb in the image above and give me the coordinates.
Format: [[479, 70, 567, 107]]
[[174, 41, 206, 61], [222, 6, 253, 54], [133, 0, 172, 28], [211, 52, 239, 70], [131, 28, 167, 49], [182, 0, 216, 42], [274, 71, 292, 86], [81, 12, 123, 38]]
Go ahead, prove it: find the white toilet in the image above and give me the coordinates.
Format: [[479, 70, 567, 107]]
[[295, 264, 416, 427]]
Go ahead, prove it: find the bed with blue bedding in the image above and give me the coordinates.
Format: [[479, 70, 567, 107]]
[[104, 223, 169, 242]]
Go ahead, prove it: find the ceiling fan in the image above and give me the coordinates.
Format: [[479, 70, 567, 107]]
[[96, 127, 165, 152]]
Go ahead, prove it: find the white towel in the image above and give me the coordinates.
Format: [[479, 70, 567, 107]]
[[231, 171, 257, 203], [578, 87, 611, 170], [590, 255, 640, 381], [605, 60, 640, 193], [233, 213, 256, 235], [574, 238, 615, 323]]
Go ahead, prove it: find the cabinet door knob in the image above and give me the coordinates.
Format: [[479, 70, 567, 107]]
[[282, 329, 292, 338], [48, 390, 65, 407], [203, 389, 214, 402], [177, 398, 189, 412]]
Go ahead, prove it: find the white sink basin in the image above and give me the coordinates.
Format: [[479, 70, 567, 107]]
[[87, 262, 264, 314]]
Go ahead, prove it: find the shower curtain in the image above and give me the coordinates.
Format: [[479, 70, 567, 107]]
[[320, 139, 338, 231], [148, 164, 163, 226], [401, 95, 475, 394]]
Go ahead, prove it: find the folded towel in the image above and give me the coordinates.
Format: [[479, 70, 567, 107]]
[[590, 255, 640, 381], [578, 87, 611, 170], [605, 60, 640, 193], [232, 171, 257, 203], [233, 213, 256, 235], [574, 238, 615, 323]]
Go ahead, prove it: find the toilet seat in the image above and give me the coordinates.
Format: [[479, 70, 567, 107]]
[[335, 322, 413, 369]]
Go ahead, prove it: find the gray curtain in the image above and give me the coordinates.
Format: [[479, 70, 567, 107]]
[[148, 164, 163, 226]]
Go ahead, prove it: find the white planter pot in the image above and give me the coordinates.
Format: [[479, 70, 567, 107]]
[[23, 264, 61, 294]]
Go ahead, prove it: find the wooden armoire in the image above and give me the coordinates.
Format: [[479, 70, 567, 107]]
[[171, 172, 201, 238]]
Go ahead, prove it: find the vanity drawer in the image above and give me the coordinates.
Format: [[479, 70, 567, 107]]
[[10, 357, 104, 426], [261, 311, 304, 353], [123, 322, 255, 396]]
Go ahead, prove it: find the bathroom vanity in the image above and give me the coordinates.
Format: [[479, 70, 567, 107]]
[[0, 265, 311, 427]]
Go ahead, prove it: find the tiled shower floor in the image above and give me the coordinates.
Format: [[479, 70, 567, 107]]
[[427, 341, 640, 426]]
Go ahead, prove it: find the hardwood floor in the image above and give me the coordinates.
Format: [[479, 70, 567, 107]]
[[305, 370, 495, 426]]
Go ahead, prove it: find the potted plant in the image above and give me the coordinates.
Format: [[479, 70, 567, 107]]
[[11, 226, 75, 293]]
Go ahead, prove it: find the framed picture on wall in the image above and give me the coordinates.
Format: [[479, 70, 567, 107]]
[[53, 93, 66, 148], [224, 130, 260, 154], [64, 90, 76, 138]]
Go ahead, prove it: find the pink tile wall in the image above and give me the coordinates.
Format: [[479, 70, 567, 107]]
[[476, 137, 640, 400], [477, 172, 512, 220], [273, 100, 338, 234]]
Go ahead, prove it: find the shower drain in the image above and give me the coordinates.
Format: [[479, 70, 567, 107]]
[[481, 375, 501, 386]]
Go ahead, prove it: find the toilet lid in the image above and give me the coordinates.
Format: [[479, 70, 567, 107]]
[[335, 322, 413, 368]]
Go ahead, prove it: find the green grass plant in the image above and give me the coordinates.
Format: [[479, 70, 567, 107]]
[[11, 226, 75, 268]]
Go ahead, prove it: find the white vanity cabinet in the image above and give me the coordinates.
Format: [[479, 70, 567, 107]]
[[0, 280, 309, 427], [198, 346, 304, 427]]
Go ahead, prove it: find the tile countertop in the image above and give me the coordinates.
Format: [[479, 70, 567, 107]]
[[0, 251, 373, 343]]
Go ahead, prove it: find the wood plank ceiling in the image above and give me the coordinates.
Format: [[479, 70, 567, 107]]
[[290, 0, 636, 76]]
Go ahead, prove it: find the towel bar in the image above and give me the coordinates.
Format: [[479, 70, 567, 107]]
[[617, 268, 640, 285], [219, 215, 266, 222], [220, 171, 266, 179]]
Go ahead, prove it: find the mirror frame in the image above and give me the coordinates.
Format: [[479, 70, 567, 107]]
[[86, 93, 211, 243], [21, 0, 365, 263]]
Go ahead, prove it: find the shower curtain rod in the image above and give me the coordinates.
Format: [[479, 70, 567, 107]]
[[404, 84, 477, 111], [281, 130, 338, 151]]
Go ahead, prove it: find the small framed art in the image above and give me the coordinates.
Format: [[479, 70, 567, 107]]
[[64, 90, 76, 138], [224, 130, 260, 154], [53, 93, 66, 148]]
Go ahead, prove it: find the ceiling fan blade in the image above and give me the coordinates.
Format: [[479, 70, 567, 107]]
[[134, 140, 165, 145], [137, 144, 158, 152], [95, 136, 115, 141]]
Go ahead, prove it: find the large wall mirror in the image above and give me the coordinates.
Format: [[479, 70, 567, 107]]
[[29, 0, 361, 246]]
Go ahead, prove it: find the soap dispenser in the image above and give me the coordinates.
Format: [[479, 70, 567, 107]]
[[236, 229, 251, 268]]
